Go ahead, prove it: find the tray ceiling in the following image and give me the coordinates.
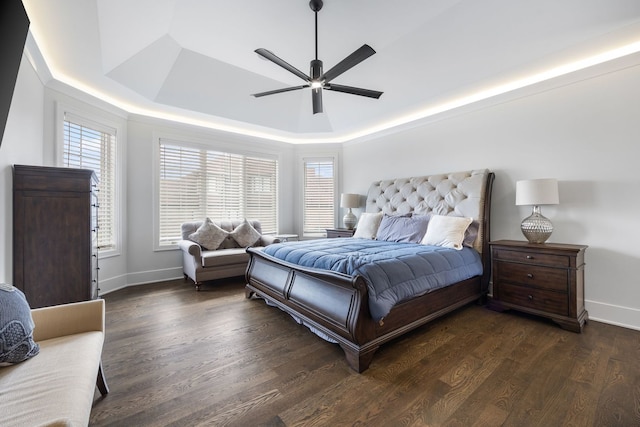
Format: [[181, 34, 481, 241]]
[[22, 0, 640, 143]]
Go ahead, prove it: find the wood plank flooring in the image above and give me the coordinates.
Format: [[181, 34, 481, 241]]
[[90, 278, 640, 426]]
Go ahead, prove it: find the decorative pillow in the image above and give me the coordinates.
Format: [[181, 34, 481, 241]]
[[188, 218, 228, 250], [376, 214, 431, 243], [229, 219, 262, 247], [353, 212, 383, 239], [420, 215, 473, 250], [0, 283, 39, 366], [463, 220, 480, 248]]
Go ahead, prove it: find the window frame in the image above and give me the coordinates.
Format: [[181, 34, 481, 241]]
[[153, 135, 280, 251], [55, 103, 123, 258], [301, 155, 339, 238]]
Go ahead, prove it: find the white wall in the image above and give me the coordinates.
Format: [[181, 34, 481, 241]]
[[343, 61, 640, 330], [0, 49, 302, 293], [123, 116, 297, 289], [0, 54, 44, 283], [41, 85, 131, 294], [3, 41, 638, 330]]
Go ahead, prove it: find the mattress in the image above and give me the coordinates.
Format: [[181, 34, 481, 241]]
[[262, 238, 483, 320]]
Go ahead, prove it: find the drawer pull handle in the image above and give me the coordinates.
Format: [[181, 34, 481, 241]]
[[526, 255, 533, 259], [527, 273, 534, 279], [528, 295, 533, 300]]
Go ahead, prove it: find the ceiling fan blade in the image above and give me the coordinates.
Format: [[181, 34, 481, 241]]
[[251, 85, 308, 97], [321, 44, 376, 83], [312, 88, 323, 114], [325, 83, 383, 99], [255, 48, 310, 82]]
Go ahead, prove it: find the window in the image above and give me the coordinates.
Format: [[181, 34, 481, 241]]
[[303, 158, 335, 237], [158, 141, 278, 246], [63, 113, 117, 252]]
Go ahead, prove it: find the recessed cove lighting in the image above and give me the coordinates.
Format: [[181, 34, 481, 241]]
[[24, 9, 640, 146], [345, 39, 640, 143]]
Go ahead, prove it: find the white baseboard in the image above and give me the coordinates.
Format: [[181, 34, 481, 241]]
[[98, 273, 128, 295], [585, 299, 640, 331], [100, 267, 183, 295], [100, 274, 639, 332]]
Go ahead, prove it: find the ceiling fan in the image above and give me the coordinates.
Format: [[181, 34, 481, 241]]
[[251, 0, 383, 114]]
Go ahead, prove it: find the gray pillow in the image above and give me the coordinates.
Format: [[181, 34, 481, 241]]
[[376, 214, 431, 243], [463, 220, 479, 248], [0, 283, 39, 366], [188, 218, 229, 250], [230, 219, 261, 247]]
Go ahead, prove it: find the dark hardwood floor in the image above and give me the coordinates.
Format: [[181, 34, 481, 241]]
[[90, 278, 640, 426]]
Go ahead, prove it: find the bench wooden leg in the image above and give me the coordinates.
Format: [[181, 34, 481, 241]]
[[97, 360, 109, 395]]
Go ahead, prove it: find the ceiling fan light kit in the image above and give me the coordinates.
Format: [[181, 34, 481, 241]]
[[251, 0, 383, 114]]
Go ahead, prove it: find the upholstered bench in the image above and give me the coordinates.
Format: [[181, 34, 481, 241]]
[[178, 218, 279, 290], [0, 298, 108, 426]]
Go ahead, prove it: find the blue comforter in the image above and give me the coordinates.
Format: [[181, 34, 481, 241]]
[[262, 238, 483, 321]]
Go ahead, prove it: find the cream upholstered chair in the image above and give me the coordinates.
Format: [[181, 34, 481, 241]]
[[0, 299, 107, 426]]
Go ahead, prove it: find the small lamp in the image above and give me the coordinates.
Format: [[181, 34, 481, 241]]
[[516, 178, 559, 244], [340, 193, 360, 230]]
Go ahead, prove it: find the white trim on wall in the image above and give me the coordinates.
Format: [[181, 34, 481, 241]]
[[586, 300, 640, 332], [54, 101, 126, 259], [99, 267, 184, 295], [295, 147, 342, 238], [151, 130, 283, 252]]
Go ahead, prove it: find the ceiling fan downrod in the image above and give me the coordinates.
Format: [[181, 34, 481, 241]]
[[310, 0, 323, 61], [309, 0, 323, 90]]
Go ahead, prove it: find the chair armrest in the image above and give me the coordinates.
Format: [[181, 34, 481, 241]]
[[260, 235, 281, 246], [31, 299, 105, 341], [177, 239, 202, 257]]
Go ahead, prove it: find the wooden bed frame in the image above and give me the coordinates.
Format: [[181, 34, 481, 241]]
[[245, 171, 494, 372]]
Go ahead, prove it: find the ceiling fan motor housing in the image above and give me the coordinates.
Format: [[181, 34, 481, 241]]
[[310, 59, 323, 82]]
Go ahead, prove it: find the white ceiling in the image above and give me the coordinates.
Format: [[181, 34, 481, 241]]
[[22, 0, 640, 143]]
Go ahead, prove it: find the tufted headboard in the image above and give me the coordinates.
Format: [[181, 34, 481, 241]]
[[366, 169, 493, 254]]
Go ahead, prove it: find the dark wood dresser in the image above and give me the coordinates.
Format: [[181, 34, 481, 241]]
[[326, 228, 355, 238], [488, 239, 588, 332], [13, 165, 99, 308]]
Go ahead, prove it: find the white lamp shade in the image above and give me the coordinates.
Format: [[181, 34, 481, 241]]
[[340, 193, 360, 208], [516, 179, 559, 206]]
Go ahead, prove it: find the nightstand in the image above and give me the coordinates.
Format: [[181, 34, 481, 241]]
[[488, 240, 588, 332], [326, 228, 355, 238], [273, 234, 298, 242]]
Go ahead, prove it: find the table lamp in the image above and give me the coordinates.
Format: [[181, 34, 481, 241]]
[[515, 178, 559, 244], [340, 193, 360, 230]]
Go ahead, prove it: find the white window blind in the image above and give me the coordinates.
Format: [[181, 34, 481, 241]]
[[158, 141, 278, 246], [63, 114, 117, 252], [303, 159, 335, 236]]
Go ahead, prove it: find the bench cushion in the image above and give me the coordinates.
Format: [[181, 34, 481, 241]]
[[201, 248, 249, 268], [0, 331, 103, 426]]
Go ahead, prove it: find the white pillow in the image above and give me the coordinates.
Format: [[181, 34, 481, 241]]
[[420, 215, 473, 250], [353, 212, 383, 239], [229, 219, 261, 247], [188, 218, 228, 250]]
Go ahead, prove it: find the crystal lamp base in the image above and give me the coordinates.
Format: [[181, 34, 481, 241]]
[[521, 206, 553, 244], [343, 209, 357, 230]]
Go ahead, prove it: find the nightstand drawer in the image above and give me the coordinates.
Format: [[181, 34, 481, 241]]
[[493, 249, 569, 268], [326, 228, 355, 238], [499, 283, 568, 316], [496, 262, 568, 292]]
